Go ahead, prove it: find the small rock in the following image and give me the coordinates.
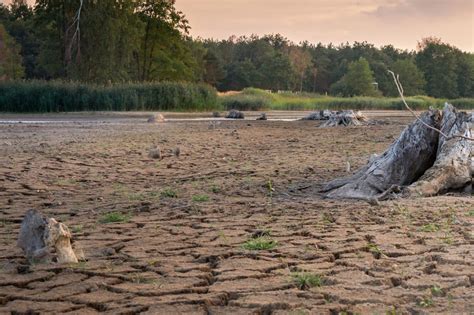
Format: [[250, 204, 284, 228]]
[[17, 264, 31, 274], [149, 148, 161, 159], [173, 147, 180, 157], [101, 247, 116, 257], [212, 112, 221, 118], [256, 113, 267, 120]]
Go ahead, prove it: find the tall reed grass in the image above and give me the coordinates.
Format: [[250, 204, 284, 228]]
[[219, 88, 474, 111], [0, 81, 218, 112]]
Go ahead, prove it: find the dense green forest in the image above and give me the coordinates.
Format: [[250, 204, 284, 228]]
[[0, 0, 473, 99]]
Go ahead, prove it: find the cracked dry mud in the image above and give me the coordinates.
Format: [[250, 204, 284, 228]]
[[0, 112, 472, 314]]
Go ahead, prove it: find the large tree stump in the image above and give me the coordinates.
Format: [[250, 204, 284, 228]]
[[322, 104, 472, 201], [17, 210, 79, 264]]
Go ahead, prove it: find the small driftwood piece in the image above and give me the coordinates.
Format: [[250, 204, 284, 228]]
[[256, 113, 267, 120], [147, 113, 165, 123], [321, 104, 473, 202], [226, 109, 245, 119], [17, 209, 78, 264]]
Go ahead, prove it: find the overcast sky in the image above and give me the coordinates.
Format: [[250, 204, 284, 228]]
[[2, 0, 472, 51], [174, 0, 473, 51]]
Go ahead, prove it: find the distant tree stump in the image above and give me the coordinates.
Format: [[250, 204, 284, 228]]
[[321, 110, 368, 127], [321, 104, 472, 201], [302, 110, 368, 126], [147, 113, 165, 123], [226, 109, 245, 119], [17, 210, 79, 264]]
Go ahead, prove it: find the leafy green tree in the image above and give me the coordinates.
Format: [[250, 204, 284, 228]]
[[416, 38, 459, 98], [388, 59, 426, 96], [0, 23, 24, 79], [136, 0, 191, 82], [259, 51, 293, 91], [288, 46, 313, 92], [456, 52, 474, 97], [331, 57, 378, 96], [221, 59, 259, 90], [202, 49, 225, 86]]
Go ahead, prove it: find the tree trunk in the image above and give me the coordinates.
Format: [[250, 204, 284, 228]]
[[321, 104, 472, 201]]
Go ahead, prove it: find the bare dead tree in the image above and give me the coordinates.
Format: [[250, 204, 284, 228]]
[[65, 0, 84, 64]]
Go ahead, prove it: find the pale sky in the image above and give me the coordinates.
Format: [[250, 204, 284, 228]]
[[174, 0, 473, 52], [2, 0, 473, 51]]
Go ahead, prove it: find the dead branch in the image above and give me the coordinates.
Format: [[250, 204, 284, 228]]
[[388, 70, 473, 141]]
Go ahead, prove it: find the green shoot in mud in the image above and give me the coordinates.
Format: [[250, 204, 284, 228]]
[[431, 285, 444, 297], [71, 225, 83, 233], [192, 194, 210, 202], [385, 306, 399, 315], [292, 272, 324, 290], [160, 188, 178, 198], [468, 209, 474, 217], [99, 212, 130, 224], [366, 243, 384, 258], [420, 223, 440, 232], [267, 179, 274, 198], [210, 185, 221, 193], [242, 237, 277, 250], [419, 296, 434, 308]]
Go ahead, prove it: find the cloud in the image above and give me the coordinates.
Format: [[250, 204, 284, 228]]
[[370, 0, 473, 18]]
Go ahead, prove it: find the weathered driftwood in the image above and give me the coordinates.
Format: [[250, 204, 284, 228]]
[[321, 110, 368, 127], [301, 110, 332, 121], [301, 110, 368, 127], [147, 113, 165, 123], [226, 109, 245, 119], [322, 104, 472, 201], [149, 147, 162, 159], [17, 209, 79, 264]]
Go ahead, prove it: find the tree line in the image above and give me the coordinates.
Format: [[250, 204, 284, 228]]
[[1, 0, 473, 99]]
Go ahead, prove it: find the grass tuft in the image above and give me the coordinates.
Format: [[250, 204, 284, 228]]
[[192, 194, 210, 202], [242, 237, 277, 251], [160, 188, 178, 198], [99, 212, 130, 224], [420, 223, 440, 232], [292, 272, 324, 290]]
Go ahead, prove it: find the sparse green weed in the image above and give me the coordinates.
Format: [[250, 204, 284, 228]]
[[242, 237, 277, 250], [292, 272, 323, 290], [99, 212, 130, 224]]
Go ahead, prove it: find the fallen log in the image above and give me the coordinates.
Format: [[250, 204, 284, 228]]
[[322, 104, 472, 201]]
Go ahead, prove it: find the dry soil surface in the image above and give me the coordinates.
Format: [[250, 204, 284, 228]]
[[0, 112, 472, 315]]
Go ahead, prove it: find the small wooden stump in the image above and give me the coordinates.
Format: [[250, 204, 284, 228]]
[[17, 210, 79, 264], [147, 113, 165, 123], [256, 113, 267, 121], [226, 110, 245, 119]]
